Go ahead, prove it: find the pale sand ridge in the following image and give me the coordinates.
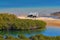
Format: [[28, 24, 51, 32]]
[[18, 16, 60, 27]]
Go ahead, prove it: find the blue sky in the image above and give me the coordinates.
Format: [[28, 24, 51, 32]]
[[0, 0, 60, 15], [0, 0, 60, 8]]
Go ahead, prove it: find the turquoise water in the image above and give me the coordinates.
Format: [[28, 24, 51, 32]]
[[25, 26, 60, 37], [0, 26, 60, 38], [42, 26, 60, 36]]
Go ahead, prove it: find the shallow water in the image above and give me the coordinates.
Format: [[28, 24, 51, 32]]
[[42, 26, 60, 36], [0, 26, 60, 38], [25, 26, 60, 37]]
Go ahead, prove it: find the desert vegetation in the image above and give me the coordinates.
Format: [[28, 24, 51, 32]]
[[30, 34, 60, 40], [0, 13, 46, 31], [0, 34, 60, 40]]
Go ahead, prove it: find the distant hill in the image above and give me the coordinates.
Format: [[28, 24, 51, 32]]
[[51, 12, 60, 17]]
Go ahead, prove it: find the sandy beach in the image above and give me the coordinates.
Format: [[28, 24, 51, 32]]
[[18, 16, 60, 27], [46, 20, 60, 26]]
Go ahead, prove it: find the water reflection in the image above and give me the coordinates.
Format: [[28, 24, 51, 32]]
[[0, 29, 45, 38], [0, 26, 60, 38]]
